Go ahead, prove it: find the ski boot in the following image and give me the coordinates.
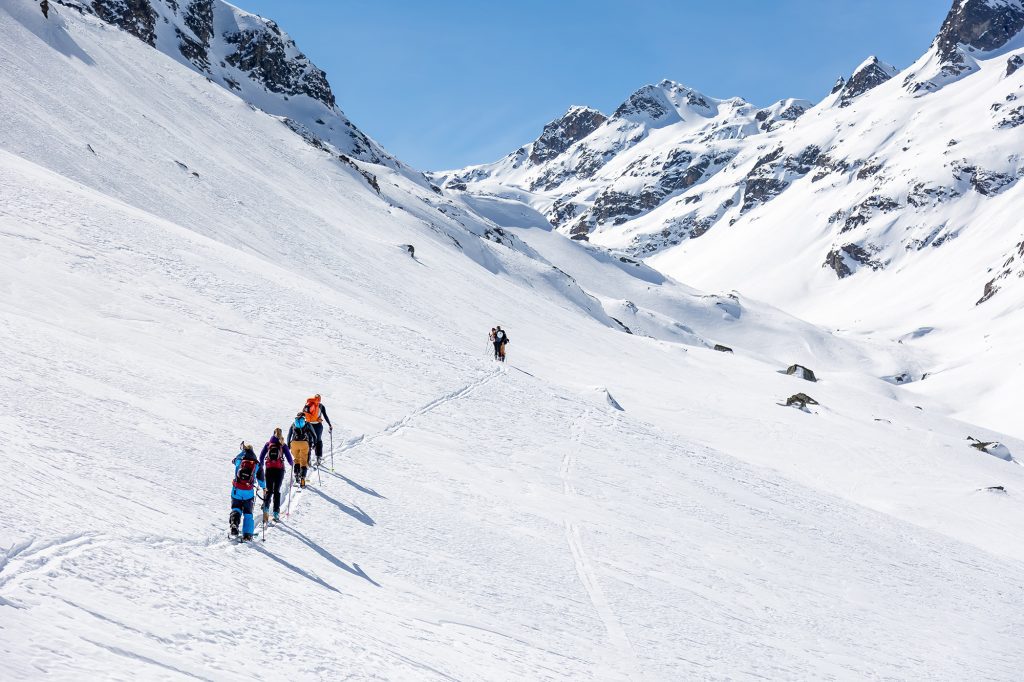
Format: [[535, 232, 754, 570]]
[[229, 511, 241, 537], [241, 533, 253, 542], [273, 511, 280, 523], [300, 477, 307, 489]]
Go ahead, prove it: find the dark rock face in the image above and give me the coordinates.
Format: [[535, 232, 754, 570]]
[[995, 105, 1024, 127], [977, 238, 1024, 304], [838, 58, 896, 107], [954, 162, 1017, 195], [811, 152, 851, 182], [977, 277, 1001, 303], [755, 101, 808, 132], [176, 0, 213, 71], [935, 0, 1024, 61], [741, 146, 820, 213], [224, 27, 335, 108], [713, 344, 733, 353], [614, 85, 671, 120], [824, 243, 885, 278], [1008, 54, 1024, 76], [529, 108, 607, 165], [92, 0, 157, 45], [40, 0, 50, 18], [841, 195, 900, 232]]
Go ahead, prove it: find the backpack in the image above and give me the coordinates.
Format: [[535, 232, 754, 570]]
[[267, 442, 283, 464], [235, 457, 258, 490], [496, 330, 505, 341]]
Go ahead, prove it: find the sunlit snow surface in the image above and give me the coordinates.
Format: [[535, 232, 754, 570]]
[[2, 2, 1024, 680]]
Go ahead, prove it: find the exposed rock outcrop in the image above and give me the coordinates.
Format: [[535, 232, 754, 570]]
[[530, 107, 607, 165], [836, 57, 898, 107], [785, 365, 817, 382]]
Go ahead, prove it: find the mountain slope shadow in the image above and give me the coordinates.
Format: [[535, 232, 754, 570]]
[[277, 524, 381, 587], [311, 487, 376, 526]]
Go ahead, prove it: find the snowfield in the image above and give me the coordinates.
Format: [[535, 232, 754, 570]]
[[2, 1, 1024, 680]]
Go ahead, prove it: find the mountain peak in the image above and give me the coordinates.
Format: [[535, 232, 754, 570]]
[[529, 106, 608, 164], [834, 56, 898, 107], [934, 0, 1024, 62], [612, 80, 714, 124]]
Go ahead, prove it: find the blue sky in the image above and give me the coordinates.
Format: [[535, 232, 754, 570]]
[[235, 1, 950, 171]]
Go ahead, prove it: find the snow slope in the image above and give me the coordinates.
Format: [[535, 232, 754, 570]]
[[438, 0, 1024, 439], [3, 1, 1024, 679]]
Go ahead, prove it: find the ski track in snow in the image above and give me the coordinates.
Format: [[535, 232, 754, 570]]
[[339, 367, 504, 454], [562, 410, 641, 681]]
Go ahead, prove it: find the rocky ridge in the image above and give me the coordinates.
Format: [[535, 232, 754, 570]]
[[434, 0, 1024, 310], [53, 0, 395, 167]]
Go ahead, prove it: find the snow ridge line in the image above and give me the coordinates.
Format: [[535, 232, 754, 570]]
[[562, 412, 640, 679], [339, 368, 503, 454]]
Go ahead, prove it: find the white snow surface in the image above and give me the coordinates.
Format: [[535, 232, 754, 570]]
[[2, 1, 1024, 680]]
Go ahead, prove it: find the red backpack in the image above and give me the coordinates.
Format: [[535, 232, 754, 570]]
[[235, 457, 258, 490], [265, 442, 284, 469]]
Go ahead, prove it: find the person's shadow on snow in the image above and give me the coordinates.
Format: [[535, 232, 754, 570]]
[[311, 487, 375, 526], [276, 523, 380, 587], [323, 469, 386, 499]]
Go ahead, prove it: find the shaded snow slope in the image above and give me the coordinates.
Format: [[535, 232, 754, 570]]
[[3, 1, 1024, 679]]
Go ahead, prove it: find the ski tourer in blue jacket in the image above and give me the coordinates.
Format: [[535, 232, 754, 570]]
[[229, 445, 265, 539]]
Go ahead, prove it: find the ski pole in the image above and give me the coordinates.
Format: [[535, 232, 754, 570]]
[[285, 471, 293, 519], [316, 457, 322, 486], [330, 430, 335, 472]]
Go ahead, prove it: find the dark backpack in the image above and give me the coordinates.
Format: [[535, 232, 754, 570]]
[[235, 457, 257, 490], [267, 443, 282, 463]]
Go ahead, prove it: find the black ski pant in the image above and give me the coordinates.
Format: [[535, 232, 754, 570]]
[[493, 341, 501, 359], [262, 467, 286, 512], [311, 422, 324, 461]]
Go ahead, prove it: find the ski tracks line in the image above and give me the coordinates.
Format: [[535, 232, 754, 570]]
[[338, 367, 503, 455], [0, 533, 107, 604], [563, 410, 641, 680], [284, 367, 503, 526]]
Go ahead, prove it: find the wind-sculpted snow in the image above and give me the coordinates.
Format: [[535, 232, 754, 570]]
[[4, 0, 1024, 678]]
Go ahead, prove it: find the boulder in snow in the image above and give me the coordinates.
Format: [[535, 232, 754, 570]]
[[713, 344, 733, 353], [784, 393, 819, 411], [785, 364, 817, 382], [967, 437, 1013, 461]]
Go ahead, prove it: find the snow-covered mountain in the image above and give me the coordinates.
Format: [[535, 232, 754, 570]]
[[3, 0, 1024, 679], [434, 0, 1024, 438], [51, 0, 414, 168]]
